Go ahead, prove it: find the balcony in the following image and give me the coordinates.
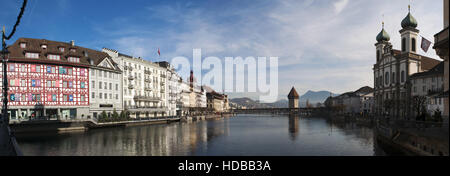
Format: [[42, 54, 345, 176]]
[[128, 85, 134, 89], [160, 82, 165, 86], [434, 27, 449, 59], [128, 75, 135, 80], [145, 79, 151, 83], [145, 87, 152, 91], [161, 74, 166, 78], [160, 89, 165, 93], [134, 96, 161, 102], [144, 70, 151, 75]]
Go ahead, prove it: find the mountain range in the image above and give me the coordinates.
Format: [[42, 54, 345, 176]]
[[230, 90, 339, 108]]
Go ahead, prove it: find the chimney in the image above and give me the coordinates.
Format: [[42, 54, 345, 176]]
[[71, 40, 75, 46]]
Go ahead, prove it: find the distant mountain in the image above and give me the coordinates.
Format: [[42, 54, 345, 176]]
[[230, 98, 288, 109], [230, 90, 338, 109], [299, 90, 339, 107]]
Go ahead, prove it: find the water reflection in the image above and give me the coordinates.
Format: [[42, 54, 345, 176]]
[[16, 115, 386, 156], [288, 114, 299, 140]]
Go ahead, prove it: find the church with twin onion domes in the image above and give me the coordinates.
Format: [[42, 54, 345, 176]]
[[373, 5, 441, 118]]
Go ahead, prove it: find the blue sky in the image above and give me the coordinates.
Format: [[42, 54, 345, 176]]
[[0, 0, 444, 101]]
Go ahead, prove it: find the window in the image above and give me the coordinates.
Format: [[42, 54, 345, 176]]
[[116, 94, 118, 100], [63, 81, 68, 88], [59, 47, 65, 52], [81, 95, 85, 102], [99, 71, 102, 77], [41, 45, 47, 49], [99, 81, 102, 89], [401, 71, 405, 83], [68, 81, 73, 88], [109, 94, 112, 99], [81, 69, 86, 76], [70, 48, 76, 52], [20, 43, 26, 48], [68, 57, 80, 63], [91, 70, 95, 76], [402, 38, 406, 52], [105, 82, 107, 89], [92, 81, 95, 88], [414, 87, 417, 93], [116, 84, 119, 91], [385, 72, 389, 85], [92, 92, 95, 99], [423, 86, 426, 92], [25, 53, 39, 59], [412, 38, 416, 52], [81, 82, 86, 89], [392, 72, 395, 84], [377, 50, 380, 61], [109, 83, 112, 90]]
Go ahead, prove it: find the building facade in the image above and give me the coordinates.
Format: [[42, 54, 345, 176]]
[[103, 48, 171, 118], [373, 8, 440, 118], [410, 62, 445, 115], [88, 53, 122, 119], [2, 38, 95, 120], [433, 0, 449, 122]]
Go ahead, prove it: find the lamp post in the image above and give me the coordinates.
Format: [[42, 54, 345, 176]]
[[1, 27, 10, 125]]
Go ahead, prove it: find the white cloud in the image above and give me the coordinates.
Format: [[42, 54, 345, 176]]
[[94, 0, 443, 101], [334, 0, 349, 14]]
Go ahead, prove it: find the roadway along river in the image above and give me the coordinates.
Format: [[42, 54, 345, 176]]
[[15, 114, 388, 156]]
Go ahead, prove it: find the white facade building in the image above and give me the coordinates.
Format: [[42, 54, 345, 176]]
[[89, 55, 123, 118]]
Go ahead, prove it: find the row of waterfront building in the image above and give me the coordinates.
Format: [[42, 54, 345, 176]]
[[1, 38, 230, 121], [324, 2, 449, 121]]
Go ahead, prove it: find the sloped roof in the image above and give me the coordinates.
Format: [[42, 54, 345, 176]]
[[355, 86, 374, 94], [7, 38, 120, 71], [392, 50, 441, 71], [288, 87, 299, 99], [410, 61, 444, 78]]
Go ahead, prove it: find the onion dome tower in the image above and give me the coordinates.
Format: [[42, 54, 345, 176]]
[[399, 5, 419, 54], [375, 22, 391, 62]]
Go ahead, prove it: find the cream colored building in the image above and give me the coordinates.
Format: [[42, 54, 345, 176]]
[[373, 7, 441, 118]]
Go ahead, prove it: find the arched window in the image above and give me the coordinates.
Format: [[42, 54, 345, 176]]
[[401, 71, 405, 83], [412, 38, 416, 52], [402, 38, 406, 52], [385, 72, 390, 85], [377, 50, 380, 61], [392, 72, 396, 84]]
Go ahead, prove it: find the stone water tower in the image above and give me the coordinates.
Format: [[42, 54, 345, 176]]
[[288, 87, 299, 109]]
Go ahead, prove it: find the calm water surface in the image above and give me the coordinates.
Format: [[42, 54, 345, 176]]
[[16, 114, 386, 156]]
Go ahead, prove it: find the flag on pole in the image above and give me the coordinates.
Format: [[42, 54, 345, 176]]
[[421, 36, 432, 53], [157, 48, 161, 56]]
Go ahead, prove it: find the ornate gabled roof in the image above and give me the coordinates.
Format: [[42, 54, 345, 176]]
[[288, 87, 299, 99]]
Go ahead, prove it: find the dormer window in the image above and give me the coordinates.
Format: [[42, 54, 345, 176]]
[[41, 44, 47, 49], [20, 43, 26, 49], [68, 57, 80, 63], [59, 47, 65, 52], [25, 53, 39, 59], [48, 54, 61, 60]]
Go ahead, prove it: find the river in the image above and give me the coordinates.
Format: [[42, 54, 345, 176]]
[[15, 114, 388, 156]]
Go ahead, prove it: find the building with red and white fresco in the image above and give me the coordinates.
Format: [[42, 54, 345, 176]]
[[1, 38, 121, 120]]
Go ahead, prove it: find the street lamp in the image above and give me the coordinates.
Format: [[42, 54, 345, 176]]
[[1, 29, 10, 124]]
